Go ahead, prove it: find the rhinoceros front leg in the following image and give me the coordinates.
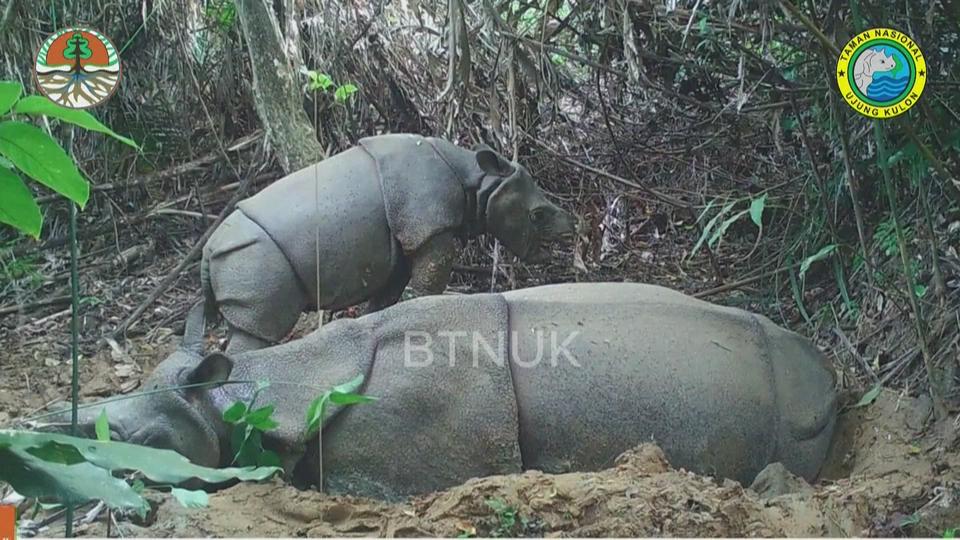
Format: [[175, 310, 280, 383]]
[[407, 231, 457, 297], [225, 324, 271, 353]]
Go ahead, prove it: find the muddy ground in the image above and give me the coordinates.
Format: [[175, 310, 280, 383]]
[[1, 326, 958, 537]]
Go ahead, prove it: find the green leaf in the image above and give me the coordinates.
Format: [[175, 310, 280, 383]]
[[310, 71, 334, 91], [0, 81, 23, 116], [0, 430, 281, 484], [690, 200, 734, 258], [332, 374, 365, 394], [329, 392, 377, 406], [26, 440, 86, 464], [334, 83, 358, 102], [245, 405, 275, 427], [222, 401, 247, 424], [799, 244, 837, 281], [304, 393, 330, 438], [708, 209, 749, 247], [13, 96, 140, 148], [0, 121, 89, 207], [749, 194, 766, 228], [95, 408, 110, 442], [0, 443, 147, 512], [171, 487, 209, 509], [0, 167, 42, 238], [853, 384, 881, 408]]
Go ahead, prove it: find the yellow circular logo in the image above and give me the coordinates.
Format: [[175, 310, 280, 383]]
[[836, 28, 926, 119], [34, 27, 122, 109]]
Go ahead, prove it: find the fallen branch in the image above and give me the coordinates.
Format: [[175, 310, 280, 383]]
[[34, 131, 262, 205], [0, 295, 71, 317]]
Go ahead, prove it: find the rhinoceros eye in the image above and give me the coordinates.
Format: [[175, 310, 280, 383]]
[[530, 207, 546, 223]]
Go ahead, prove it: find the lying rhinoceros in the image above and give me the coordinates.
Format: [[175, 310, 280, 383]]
[[203, 133, 577, 352], [43, 283, 837, 500]]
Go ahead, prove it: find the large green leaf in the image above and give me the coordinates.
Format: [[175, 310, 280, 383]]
[[0, 167, 42, 238], [0, 430, 281, 484], [0, 81, 22, 116], [0, 121, 89, 207], [0, 444, 147, 512], [13, 97, 139, 149]]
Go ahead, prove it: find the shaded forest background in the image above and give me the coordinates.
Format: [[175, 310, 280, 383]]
[[0, 0, 958, 425]]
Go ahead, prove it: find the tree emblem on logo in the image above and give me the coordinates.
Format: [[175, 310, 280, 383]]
[[34, 27, 122, 109]]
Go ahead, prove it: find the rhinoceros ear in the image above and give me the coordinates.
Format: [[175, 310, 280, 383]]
[[185, 352, 234, 389], [181, 301, 207, 354], [476, 148, 516, 178]]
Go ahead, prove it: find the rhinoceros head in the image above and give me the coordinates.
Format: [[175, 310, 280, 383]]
[[33, 303, 232, 467], [475, 147, 577, 263]]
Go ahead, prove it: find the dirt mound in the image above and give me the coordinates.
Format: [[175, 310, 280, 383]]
[[55, 390, 955, 538]]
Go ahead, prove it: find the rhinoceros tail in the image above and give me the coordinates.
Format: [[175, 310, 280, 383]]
[[200, 255, 220, 325]]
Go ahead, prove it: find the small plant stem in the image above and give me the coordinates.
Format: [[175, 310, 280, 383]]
[[873, 120, 946, 420], [830, 90, 875, 282], [66, 127, 80, 539]]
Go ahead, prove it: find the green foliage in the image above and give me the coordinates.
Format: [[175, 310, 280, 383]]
[[306, 71, 335, 92], [688, 195, 765, 260], [304, 374, 376, 438], [0, 121, 89, 208], [334, 84, 359, 103], [204, 0, 237, 30], [0, 81, 22, 115], [0, 80, 137, 238], [874, 217, 906, 258], [95, 408, 110, 442], [485, 498, 524, 537], [14, 97, 139, 148], [0, 167, 42, 238], [223, 382, 282, 468], [799, 244, 837, 282], [944, 527, 957, 538], [303, 69, 359, 104], [0, 429, 280, 515]]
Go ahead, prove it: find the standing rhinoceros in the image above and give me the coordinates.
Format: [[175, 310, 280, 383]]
[[40, 283, 837, 500], [203, 133, 577, 352]]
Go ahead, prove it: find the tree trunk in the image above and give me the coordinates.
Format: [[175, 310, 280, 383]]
[[237, 0, 323, 174]]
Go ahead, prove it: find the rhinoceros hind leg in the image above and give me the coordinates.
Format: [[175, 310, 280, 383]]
[[225, 325, 271, 353], [362, 257, 412, 314]]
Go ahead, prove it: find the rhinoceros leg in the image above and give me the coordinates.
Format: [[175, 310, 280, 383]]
[[363, 256, 411, 313], [205, 210, 308, 347], [225, 324, 271, 353], [407, 231, 457, 296]]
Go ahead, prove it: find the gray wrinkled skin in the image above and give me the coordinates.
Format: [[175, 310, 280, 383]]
[[202, 134, 577, 351], [40, 283, 837, 501]]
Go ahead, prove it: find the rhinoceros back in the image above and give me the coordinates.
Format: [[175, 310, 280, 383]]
[[360, 134, 468, 253], [237, 147, 397, 309], [501, 282, 836, 484]]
